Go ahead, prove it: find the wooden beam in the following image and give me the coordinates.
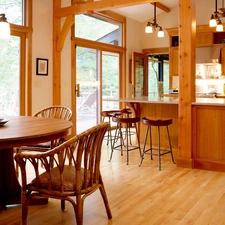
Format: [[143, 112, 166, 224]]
[[150, 2, 170, 13], [55, 0, 161, 18], [56, 15, 74, 51]]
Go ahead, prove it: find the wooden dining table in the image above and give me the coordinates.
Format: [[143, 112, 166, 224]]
[[0, 116, 73, 211]]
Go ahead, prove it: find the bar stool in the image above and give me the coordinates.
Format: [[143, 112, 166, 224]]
[[101, 110, 121, 149], [109, 115, 141, 165], [139, 117, 176, 170]]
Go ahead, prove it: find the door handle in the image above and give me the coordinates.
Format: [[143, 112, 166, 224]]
[[75, 84, 80, 97]]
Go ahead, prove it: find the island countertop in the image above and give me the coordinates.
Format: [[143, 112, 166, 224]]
[[105, 96, 225, 106]]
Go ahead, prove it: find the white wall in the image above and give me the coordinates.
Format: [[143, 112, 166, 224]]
[[32, 0, 53, 113]]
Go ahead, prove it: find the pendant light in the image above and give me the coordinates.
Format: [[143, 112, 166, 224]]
[[145, 2, 164, 38], [209, 0, 224, 32], [0, 14, 10, 39]]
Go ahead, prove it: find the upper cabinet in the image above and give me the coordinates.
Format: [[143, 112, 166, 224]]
[[196, 32, 213, 47], [169, 47, 178, 76]]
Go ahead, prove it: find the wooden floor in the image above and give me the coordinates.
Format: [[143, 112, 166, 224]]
[[2, 141, 225, 225]]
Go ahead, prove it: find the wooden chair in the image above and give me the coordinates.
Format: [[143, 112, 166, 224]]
[[15, 122, 112, 225], [15, 106, 72, 176], [19, 105, 73, 151]]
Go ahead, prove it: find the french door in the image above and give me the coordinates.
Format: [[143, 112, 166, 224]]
[[75, 46, 119, 134]]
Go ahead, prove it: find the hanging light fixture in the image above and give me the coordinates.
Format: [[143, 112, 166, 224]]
[[145, 2, 164, 38], [209, 0, 224, 32], [0, 13, 10, 39]]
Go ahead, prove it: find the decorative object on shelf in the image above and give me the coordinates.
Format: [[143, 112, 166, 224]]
[[0, 13, 10, 39], [145, 2, 164, 38], [209, 0, 225, 32], [36, 58, 48, 76]]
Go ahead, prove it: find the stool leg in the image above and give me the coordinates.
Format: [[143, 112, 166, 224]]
[[139, 125, 149, 166], [126, 123, 129, 165], [109, 123, 118, 162], [150, 126, 153, 160], [166, 125, 176, 164], [134, 123, 141, 157], [157, 126, 161, 170]]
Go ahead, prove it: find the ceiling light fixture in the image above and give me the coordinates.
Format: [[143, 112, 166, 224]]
[[0, 13, 10, 39], [209, 0, 224, 32], [145, 2, 164, 38]]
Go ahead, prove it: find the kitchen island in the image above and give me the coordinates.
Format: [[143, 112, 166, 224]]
[[106, 96, 225, 171]]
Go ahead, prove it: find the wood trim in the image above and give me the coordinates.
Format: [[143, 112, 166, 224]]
[[55, 0, 160, 18], [53, 0, 62, 105], [142, 47, 169, 54]]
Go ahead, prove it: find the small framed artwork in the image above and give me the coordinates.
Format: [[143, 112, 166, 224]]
[[36, 58, 48, 76]]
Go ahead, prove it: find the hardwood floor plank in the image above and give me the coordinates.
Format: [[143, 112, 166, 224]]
[[2, 141, 225, 225]]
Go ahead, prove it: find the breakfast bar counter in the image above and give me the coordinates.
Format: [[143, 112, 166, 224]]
[[106, 96, 225, 171]]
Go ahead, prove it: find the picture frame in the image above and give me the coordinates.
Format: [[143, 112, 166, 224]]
[[36, 58, 48, 76]]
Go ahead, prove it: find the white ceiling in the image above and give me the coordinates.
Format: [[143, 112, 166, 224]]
[[111, 0, 178, 23]]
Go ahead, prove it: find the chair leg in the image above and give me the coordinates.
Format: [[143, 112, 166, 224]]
[[99, 175, 112, 219], [61, 200, 65, 211], [75, 195, 84, 225], [21, 194, 30, 225]]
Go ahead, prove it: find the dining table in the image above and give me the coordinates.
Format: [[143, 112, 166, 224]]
[[0, 116, 73, 211]]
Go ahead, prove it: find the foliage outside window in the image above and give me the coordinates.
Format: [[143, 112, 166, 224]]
[[75, 14, 122, 46], [148, 56, 169, 95], [0, 0, 23, 25]]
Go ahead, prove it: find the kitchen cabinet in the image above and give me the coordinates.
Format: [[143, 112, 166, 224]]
[[169, 47, 178, 76], [221, 45, 225, 75], [196, 32, 213, 47]]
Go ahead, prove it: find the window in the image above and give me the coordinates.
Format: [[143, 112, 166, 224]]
[[0, 0, 23, 25], [148, 55, 169, 95], [75, 14, 122, 46]]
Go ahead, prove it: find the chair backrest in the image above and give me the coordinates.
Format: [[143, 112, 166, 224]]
[[15, 122, 109, 194], [82, 91, 96, 108], [33, 106, 72, 121]]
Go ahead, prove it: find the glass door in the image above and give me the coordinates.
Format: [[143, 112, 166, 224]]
[[75, 48, 120, 134], [76, 46, 100, 134]]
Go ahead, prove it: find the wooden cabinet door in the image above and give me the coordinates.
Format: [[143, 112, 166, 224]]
[[221, 45, 225, 75], [196, 32, 213, 47], [131, 52, 148, 96], [169, 47, 178, 76]]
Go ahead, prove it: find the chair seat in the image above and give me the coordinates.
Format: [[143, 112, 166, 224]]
[[30, 166, 90, 192]]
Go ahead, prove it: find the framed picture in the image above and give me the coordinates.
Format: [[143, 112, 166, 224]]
[[36, 58, 48, 75]]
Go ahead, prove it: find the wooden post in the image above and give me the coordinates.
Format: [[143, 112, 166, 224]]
[[177, 0, 196, 168]]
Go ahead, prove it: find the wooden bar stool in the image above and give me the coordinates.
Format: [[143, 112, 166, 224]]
[[139, 117, 176, 170], [109, 115, 141, 165], [101, 110, 121, 149]]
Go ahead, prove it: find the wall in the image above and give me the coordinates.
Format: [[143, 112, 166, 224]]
[[32, 0, 53, 113], [126, 17, 143, 97]]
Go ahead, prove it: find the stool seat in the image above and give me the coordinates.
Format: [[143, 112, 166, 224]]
[[142, 117, 172, 127], [109, 115, 141, 165], [139, 117, 175, 170]]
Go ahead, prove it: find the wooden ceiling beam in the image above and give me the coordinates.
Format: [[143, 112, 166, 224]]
[[55, 0, 161, 18], [151, 2, 170, 13]]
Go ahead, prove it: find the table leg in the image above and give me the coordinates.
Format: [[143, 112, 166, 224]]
[[0, 148, 21, 211]]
